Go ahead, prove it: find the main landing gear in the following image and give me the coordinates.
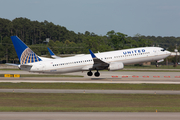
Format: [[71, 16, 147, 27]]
[[87, 71, 93, 76], [87, 70, 100, 77]]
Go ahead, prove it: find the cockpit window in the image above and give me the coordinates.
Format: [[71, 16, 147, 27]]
[[161, 48, 166, 51]]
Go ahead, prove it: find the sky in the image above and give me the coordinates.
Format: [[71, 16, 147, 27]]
[[1, 0, 180, 37]]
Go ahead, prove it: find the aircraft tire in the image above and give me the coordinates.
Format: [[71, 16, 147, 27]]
[[94, 72, 100, 77], [87, 71, 93, 76]]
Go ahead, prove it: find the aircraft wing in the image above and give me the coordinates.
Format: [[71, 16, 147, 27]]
[[89, 49, 109, 70]]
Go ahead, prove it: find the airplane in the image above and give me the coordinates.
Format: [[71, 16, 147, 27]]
[[9, 36, 171, 77]]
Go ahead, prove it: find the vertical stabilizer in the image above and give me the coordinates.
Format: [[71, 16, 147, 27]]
[[11, 36, 42, 64]]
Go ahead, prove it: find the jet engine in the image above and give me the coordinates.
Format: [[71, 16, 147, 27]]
[[108, 62, 124, 71]]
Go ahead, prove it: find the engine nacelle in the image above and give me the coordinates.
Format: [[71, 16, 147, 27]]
[[108, 62, 124, 71]]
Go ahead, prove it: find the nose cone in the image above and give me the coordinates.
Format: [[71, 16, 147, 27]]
[[166, 50, 171, 56]]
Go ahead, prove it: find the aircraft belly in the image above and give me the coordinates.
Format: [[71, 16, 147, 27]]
[[43, 65, 84, 74], [58, 66, 82, 73], [152, 54, 168, 61]]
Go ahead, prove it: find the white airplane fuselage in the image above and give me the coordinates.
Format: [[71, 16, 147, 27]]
[[25, 47, 171, 73]]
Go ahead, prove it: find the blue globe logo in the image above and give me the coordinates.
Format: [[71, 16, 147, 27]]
[[20, 48, 41, 64]]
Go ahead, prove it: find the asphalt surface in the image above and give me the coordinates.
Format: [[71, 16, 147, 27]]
[[0, 112, 180, 120], [1, 70, 180, 79], [1, 89, 180, 94], [1, 70, 180, 83]]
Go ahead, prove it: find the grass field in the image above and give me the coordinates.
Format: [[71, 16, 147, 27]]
[[0, 83, 180, 90], [0, 93, 179, 112], [0, 69, 19, 70]]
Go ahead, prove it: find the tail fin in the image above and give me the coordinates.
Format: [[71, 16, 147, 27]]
[[11, 36, 42, 64]]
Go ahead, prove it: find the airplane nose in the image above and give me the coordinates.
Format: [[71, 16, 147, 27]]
[[166, 51, 171, 55]]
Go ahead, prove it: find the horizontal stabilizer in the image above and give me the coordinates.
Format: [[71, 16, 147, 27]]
[[6, 63, 19, 66]]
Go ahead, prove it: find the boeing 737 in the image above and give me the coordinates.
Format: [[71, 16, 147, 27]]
[[10, 36, 171, 77]]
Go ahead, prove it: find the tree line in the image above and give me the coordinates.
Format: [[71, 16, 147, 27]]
[[0, 17, 180, 64]]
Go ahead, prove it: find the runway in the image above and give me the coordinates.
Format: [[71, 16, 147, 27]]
[[1, 70, 180, 79], [0, 112, 180, 120], [1, 89, 180, 94]]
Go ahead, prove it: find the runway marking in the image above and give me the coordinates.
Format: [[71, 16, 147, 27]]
[[111, 76, 118, 78], [143, 76, 149, 78], [153, 76, 160, 78], [122, 76, 128, 78], [132, 76, 139, 78]]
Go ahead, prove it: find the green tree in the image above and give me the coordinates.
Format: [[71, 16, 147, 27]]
[[106, 30, 128, 50]]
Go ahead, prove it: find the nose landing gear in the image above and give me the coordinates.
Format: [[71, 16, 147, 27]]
[[156, 61, 158, 67]]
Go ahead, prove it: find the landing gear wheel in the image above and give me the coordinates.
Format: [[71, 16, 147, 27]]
[[94, 72, 100, 77], [87, 71, 93, 76]]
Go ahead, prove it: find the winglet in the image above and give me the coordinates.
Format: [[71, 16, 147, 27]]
[[47, 47, 61, 59], [89, 49, 96, 58], [47, 47, 55, 56], [89, 49, 109, 70]]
